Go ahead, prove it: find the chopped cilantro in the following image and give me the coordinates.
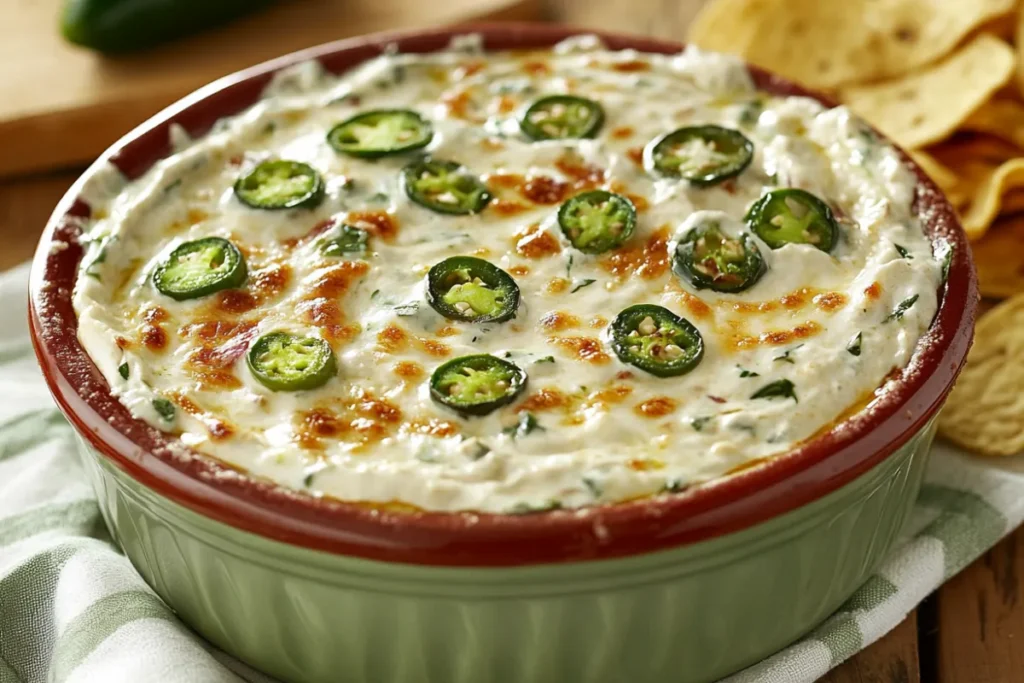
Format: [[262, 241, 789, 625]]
[[935, 240, 954, 284], [894, 244, 912, 259], [117, 362, 129, 380], [738, 98, 764, 127], [773, 344, 803, 364], [751, 379, 797, 403], [509, 500, 562, 515], [738, 366, 759, 378], [582, 476, 603, 499], [152, 398, 176, 422], [571, 278, 597, 293], [885, 295, 919, 322], [534, 356, 556, 364], [393, 302, 419, 316], [503, 412, 543, 439], [663, 478, 688, 493], [690, 416, 712, 431], [468, 440, 491, 460], [847, 332, 862, 357]]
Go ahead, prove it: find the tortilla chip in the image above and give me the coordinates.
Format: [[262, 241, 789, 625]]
[[842, 35, 1016, 149], [962, 98, 1024, 150], [909, 149, 959, 197], [974, 12, 1020, 41], [972, 215, 1024, 298], [962, 158, 1024, 240], [1018, 7, 1024, 98], [687, 0, 1015, 89], [939, 293, 1024, 456], [1002, 189, 1024, 215]]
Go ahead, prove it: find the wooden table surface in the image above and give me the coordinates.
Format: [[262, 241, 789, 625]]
[[3, 2, 1020, 681]]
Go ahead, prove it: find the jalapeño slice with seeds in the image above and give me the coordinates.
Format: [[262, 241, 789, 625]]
[[430, 354, 527, 417], [673, 221, 766, 293], [402, 158, 492, 215], [234, 160, 324, 210], [610, 304, 704, 378], [327, 109, 433, 158], [557, 190, 637, 254], [520, 95, 605, 141], [427, 256, 520, 323], [246, 332, 337, 392], [644, 125, 754, 186], [746, 188, 839, 252], [153, 237, 247, 301], [320, 224, 369, 257]]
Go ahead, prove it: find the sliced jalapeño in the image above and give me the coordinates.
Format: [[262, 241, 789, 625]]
[[402, 158, 492, 215], [246, 332, 337, 392], [673, 221, 766, 293], [327, 109, 433, 158], [520, 95, 605, 141], [745, 188, 839, 252], [430, 354, 527, 417], [152, 237, 247, 301], [234, 160, 324, 210], [609, 304, 704, 378], [427, 256, 520, 323], [557, 190, 636, 254], [644, 125, 754, 186]]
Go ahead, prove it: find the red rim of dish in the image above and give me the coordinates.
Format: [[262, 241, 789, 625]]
[[28, 23, 978, 567]]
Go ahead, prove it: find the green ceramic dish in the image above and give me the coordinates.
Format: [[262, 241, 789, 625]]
[[30, 24, 977, 683]]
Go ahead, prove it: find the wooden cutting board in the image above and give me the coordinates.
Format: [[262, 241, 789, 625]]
[[1, 0, 540, 178]]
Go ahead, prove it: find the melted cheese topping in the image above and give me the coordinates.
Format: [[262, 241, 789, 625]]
[[72, 36, 943, 513]]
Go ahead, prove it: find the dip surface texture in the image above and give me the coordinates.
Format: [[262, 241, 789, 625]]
[[72, 37, 943, 513]]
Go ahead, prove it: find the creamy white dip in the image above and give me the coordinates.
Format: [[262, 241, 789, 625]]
[[72, 36, 943, 513]]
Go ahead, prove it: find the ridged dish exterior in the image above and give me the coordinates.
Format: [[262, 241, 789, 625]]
[[74, 419, 935, 683]]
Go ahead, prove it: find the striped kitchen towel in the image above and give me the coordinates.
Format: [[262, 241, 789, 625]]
[[1, 259, 1023, 683]]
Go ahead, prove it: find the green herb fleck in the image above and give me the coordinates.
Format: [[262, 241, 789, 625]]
[[152, 398, 176, 422], [847, 332, 862, 357], [370, 289, 381, 301], [503, 412, 544, 439], [751, 379, 797, 403], [534, 356, 555, 364], [773, 344, 803, 364], [163, 178, 183, 194], [739, 98, 764, 127], [571, 278, 597, 293], [509, 500, 563, 515], [582, 476, 603, 499], [885, 294, 919, 322], [935, 240, 954, 284], [738, 366, 759, 378], [393, 302, 419, 316], [369, 192, 390, 204], [566, 254, 574, 278], [894, 244, 912, 259], [117, 363, 129, 380], [468, 440, 491, 460], [303, 472, 316, 488], [690, 416, 712, 432], [663, 478, 688, 493], [84, 241, 110, 281]]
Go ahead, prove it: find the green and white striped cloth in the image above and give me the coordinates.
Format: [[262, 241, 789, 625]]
[[1, 260, 1022, 683]]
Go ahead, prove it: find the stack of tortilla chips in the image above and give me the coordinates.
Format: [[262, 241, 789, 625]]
[[689, 0, 1024, 456]]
